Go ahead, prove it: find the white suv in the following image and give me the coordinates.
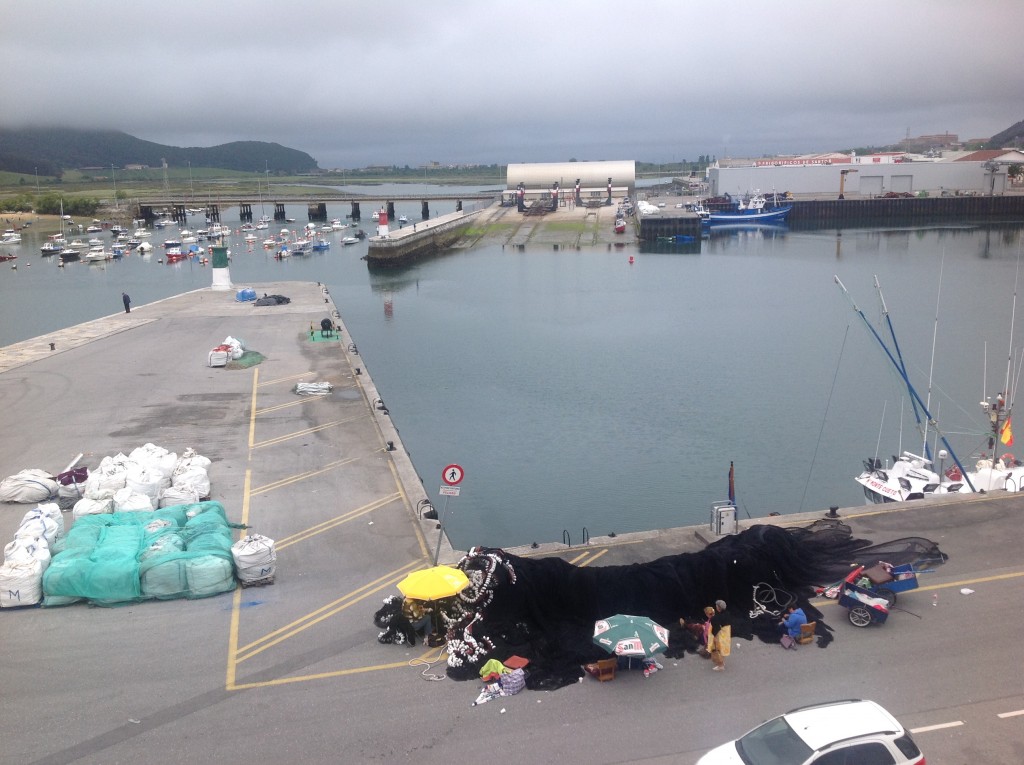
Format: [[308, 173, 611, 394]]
[[697, 699, 925, 764]]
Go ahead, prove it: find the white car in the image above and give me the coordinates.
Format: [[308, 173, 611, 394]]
[[697, 699, 924, 765]]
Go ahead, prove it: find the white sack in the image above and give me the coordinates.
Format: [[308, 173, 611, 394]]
[[4, 536, 50, 568], [0, 469, 58, 503], [232, 534, 277, 583], [0, 558, 44, 607], [158, 485, 201, 508], [33, 502, 65, 539], [16, 511, 58, 547], [112, 486, 154, 513], [177, 448, 212, 470], [83, 457, 128, 500], [128, 444, 178, 479], [171, 465, 210, 498], [73, 497, 113, 518]]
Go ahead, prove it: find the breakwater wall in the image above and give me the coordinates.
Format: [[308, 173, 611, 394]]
[[364, 209, 484, 267], [788, 195, 1024, 226]]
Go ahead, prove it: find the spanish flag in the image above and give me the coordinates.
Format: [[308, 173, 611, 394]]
[[1001, 417, 1014, 446]]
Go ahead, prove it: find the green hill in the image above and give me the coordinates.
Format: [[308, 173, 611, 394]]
[[0, 127, 319, 175]]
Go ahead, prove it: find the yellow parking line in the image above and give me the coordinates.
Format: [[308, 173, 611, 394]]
[[248, 368, 259, 450], [255, 398, 322, 415], [581, 548, 610, 566], [258, 371, 318, 387], [231, 652, 441, 690], [235, 562, 419, 663], [276, 494, 401, 549], [250, 453, 380, 496], [387, 459, 431, 561], [252, 419, 347, 449]]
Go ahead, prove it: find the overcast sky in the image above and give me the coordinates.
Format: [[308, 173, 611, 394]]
[[3, 1, 1021, 169]]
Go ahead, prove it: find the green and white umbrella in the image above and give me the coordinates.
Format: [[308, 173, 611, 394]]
[[593, 614, 670, 658]]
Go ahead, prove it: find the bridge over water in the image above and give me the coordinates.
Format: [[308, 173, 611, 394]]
[[135, 190, 500, 224]]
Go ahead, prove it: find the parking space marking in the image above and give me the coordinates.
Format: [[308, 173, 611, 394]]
[[257, 371, 318, 387], [249, 453, 382, 496], [998, 709, 1024, 718], [274, 493, 402, 549], [255, 397, 328, 415], [234, 561, 420, 664], [252, 417, 361, 449]]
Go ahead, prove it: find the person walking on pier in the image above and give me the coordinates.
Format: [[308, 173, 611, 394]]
[[122, 292, 131, 313]]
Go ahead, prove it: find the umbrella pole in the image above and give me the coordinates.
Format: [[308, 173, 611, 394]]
[[431, 495, 451, 565]]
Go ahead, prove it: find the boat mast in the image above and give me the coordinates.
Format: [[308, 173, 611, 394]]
[[873, 275, 931, 460], [835, 276, 976, 491], [922, 254, 945, 459]]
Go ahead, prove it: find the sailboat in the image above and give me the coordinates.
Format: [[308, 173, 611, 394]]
[[838, 275, 1024, 503], [256, 178, 270, 229]]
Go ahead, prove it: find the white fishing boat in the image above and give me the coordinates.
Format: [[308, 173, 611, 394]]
[[839, 276, 1024, 504]]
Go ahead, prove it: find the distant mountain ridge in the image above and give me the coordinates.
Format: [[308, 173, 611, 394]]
[[0, 127, 319, 175]]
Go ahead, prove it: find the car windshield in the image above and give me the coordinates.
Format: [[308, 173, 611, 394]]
[[736, 717, 813, 765]]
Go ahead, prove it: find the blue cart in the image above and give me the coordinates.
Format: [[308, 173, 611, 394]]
[[839, 562, 919, 627]]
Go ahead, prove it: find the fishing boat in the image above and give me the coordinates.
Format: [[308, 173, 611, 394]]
[[83, 246, 113, 263], [41, 238, 64, 256], [838, 276, 1024, 504], [704, 192, 792, 225], [311, 238, 331, 251], [163, 239, 184, 258]]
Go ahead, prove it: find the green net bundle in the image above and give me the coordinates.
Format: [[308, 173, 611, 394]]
[[42, 501, 236, 606]]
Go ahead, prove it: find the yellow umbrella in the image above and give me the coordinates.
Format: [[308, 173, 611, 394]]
[[397, 565, 470, 601]]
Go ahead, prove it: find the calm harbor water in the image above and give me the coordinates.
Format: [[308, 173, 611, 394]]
[[3, 195, 1023, 549]]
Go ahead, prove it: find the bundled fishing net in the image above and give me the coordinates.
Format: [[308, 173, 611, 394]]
[[437, 522, 944, 688]]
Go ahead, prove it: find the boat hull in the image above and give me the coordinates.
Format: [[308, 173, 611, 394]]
[[706, 205, 792, 225]]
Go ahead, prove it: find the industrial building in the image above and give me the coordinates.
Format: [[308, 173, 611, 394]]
[[505, 160, 635, 204], [708, 150, 1024, 199]]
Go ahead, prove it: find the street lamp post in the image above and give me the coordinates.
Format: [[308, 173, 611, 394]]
[[112, 164, 118, 209], [34, 167, 39, 194]]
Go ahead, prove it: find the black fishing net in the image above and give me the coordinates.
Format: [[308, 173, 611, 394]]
[[422, 522, 946, 684]]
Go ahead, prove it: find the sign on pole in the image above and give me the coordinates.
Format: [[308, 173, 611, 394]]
[[442, 464, 464, 486]]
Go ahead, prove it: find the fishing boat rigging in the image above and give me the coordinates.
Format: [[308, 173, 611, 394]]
[[838, 273, 1024, 503]]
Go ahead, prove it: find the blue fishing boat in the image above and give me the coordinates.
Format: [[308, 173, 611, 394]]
[[704, 192, 792, 225]]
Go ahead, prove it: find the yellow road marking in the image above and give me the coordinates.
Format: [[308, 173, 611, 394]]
[[258, 371, 318, 387], [231, 651, 442, 690], [235, 561, 419, 663], [812, 569, 1024, 608], [255, 398, 322, 415], [251, 419, 345, 448], [387, 459, 431, 561], [275, 494, 401, 550], [225, 467, 255, 690], [582, 548, 610, 565], [247, 368, 259, 450], [249, 453, 380, 496]]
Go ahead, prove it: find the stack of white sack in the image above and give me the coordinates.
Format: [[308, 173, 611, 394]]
[[83, 454, 131, 501], [0, 469, 59, 503], [160, 448, 212, 508], [0, 502, 63, 607], [126, 444, 176, 507], [231, 534, 277, 585], [222, 336, 245, 360]]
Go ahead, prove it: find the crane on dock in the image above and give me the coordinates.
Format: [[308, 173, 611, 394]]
[[839, 168, 858, 199]]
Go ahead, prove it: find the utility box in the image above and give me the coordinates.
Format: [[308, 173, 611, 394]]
[[710, 501, 737, 536]]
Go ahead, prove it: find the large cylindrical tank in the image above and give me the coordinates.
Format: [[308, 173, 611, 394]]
[[507, 161, 635, 196]]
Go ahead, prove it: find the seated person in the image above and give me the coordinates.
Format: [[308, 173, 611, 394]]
[[779, 604, 808, 640], [400, 597, 433, 644]]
